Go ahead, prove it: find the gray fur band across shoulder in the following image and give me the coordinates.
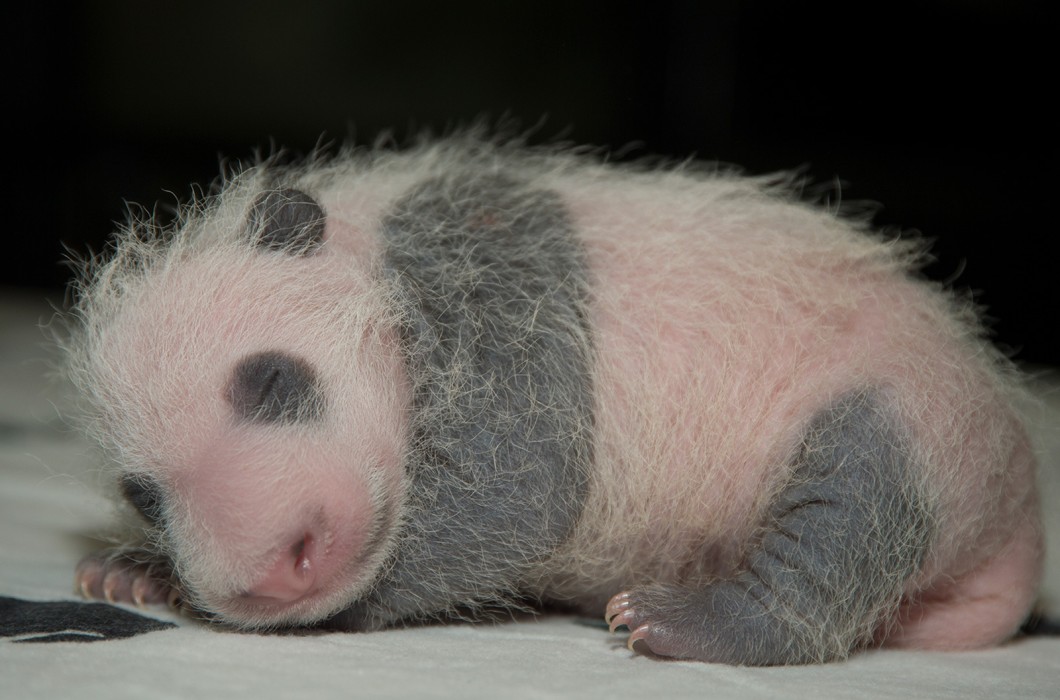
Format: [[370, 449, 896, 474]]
[[346, 171, 595, 624]]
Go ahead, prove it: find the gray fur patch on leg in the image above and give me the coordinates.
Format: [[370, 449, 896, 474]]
[[625, 390, 932, 665], [338, 171, 595, 627]]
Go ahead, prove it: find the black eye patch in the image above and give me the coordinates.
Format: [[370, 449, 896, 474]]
[[227, 351, 324, 424], [120, 475, 166, 526], [247, 188, 326, 255]]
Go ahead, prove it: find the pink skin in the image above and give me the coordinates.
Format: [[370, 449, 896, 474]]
[[76, 194, 411, 627], [74, 424, 399, 623], [242, 538, 314, 603], [558, 176, 1044, 655], [75, 156, 1042, 655], [885, 461, 1045, 650], [171, 432, 380, 620]]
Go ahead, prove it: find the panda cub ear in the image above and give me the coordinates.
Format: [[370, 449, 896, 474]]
[[247, 188, 326, 255]]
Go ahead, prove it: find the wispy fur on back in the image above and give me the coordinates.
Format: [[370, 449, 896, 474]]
[[65, 132, 1043, 662]]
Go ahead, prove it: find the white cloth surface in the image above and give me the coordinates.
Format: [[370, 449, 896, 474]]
[[2, 292, 1058, 699]]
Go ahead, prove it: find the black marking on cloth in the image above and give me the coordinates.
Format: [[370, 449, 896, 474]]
[[341, 171, 595, 626], [628, 391, 933, 665], [0, 596, 175, 642], [227, 351, 324, 424], [246, 188, 326, 255]]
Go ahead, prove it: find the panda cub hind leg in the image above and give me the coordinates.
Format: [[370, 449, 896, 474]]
[[606, 390, 933, 665]]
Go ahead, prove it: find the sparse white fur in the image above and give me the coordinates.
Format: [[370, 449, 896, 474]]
[[67, 132, 1043, 659]]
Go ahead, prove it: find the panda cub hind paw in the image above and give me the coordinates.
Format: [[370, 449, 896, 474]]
[[605, 585, 711, 661]]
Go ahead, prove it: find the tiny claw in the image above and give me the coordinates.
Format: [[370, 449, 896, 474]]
[[609, 609, 637, 634], [75, 558, 102, 600], [627, 624, 653, 653], [605, 592, 632, 625], [131, 576, 148, 608], [102, 571, 120, 603]]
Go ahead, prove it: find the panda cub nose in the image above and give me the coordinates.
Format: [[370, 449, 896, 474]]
[[228, 351, 323, 423]]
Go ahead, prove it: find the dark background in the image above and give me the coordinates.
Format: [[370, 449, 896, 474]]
[[8, 1, 1056, 364]]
